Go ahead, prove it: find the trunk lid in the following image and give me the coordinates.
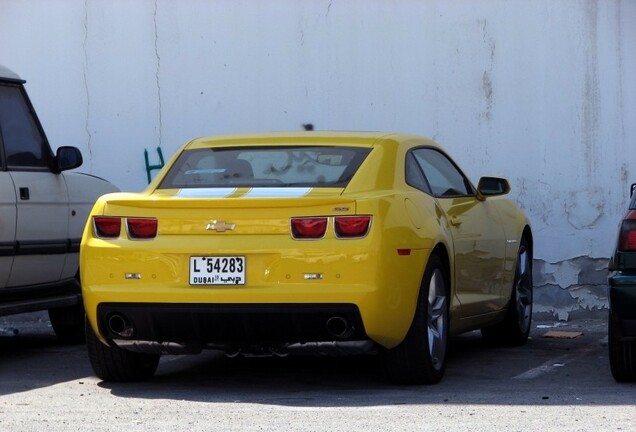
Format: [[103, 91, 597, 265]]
[[102, 188, 357, 236]]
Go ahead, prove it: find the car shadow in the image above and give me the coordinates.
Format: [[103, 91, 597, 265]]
[[3, 316, 633, 406], [98, 320, 633, 407], [0, 314, 92, 396]]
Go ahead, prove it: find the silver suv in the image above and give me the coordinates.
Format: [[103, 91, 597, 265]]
[[0, 65, 117, 342]]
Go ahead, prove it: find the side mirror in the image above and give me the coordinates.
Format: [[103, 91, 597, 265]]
[[56, 146, 83, 172], [477, 177, 511, 197], [631, 183, 636, 197]]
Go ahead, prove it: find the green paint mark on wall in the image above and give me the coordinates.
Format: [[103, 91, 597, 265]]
[[144, 147, 165, 183]]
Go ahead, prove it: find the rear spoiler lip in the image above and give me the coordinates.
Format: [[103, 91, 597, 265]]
[[101, 188, 356, 210]]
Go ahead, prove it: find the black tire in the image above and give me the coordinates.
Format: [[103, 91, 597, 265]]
[[608, 309, 636, 382], [85, 317, 160, 382], [48, 303, 86, 344], [481, 236, 533, 346], [385, 254, 449, 385]]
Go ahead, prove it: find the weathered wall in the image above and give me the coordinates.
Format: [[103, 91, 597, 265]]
[[1, 0, 634, 319]]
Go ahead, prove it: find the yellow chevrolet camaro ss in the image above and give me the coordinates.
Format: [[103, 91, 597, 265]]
[[81, 132, 533, 384]]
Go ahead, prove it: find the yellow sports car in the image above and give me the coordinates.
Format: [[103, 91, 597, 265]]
[[81, 132, 533, 384]]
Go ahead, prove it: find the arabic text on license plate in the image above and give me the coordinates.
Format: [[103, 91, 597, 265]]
[[189, 256, 245, 285]]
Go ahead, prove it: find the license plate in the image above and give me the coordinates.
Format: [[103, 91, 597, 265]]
[[189, 256, 245, 285]]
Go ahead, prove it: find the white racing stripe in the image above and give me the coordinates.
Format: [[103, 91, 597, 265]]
[[177, 188, 237, 198], [244, 187, 312, 198], [176, 187, 313, 198]]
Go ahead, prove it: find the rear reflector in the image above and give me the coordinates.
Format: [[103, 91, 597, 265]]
[[619, 211, 636, 251], [127, 218, 158, 239], [93, 217, 122, 238], [334, 216, 371, 238], [291, 217, 328, 239]]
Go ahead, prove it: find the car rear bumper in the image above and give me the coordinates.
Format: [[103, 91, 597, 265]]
[[608, 271, 636, 337], [96, 302, 368, 350], [82, 244, 432, 349]]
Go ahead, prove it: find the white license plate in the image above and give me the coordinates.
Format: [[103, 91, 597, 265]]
[[189, 256, 245, 285]]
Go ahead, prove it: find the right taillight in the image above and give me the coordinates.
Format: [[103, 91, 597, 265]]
[[618, 211, 636, 251], [290, 215, 372, 240], [93, 216, 122, 238]]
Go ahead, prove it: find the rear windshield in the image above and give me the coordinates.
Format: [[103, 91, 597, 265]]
[[159, 146, 371, 189]]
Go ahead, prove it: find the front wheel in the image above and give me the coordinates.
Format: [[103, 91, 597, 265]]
[[481, 236, 533, 346], [385, 254, 449, 385], [85, 318, 160, 382]]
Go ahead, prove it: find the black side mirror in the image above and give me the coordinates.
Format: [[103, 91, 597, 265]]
[[56, 146, 83, 172], [477, 176, 511, 197], [631, 183, 636, 198]]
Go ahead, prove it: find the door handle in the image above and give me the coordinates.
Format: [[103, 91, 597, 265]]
[[449, 216, 462, 226], [19, 187, 30, 200]]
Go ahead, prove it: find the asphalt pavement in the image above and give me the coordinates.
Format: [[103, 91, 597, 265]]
[[1, 311, 634, 432]]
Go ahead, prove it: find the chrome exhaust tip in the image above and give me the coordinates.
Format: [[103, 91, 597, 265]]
[[326, 316, 354, 339], [107, 313, 134, 338]]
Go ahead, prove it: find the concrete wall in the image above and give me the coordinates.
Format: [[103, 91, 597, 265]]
[[1, 0, 634, 319]]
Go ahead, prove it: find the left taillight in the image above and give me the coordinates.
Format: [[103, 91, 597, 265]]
[[127, 218, 158, 239], [93, 217, 122, 238], [93, 217, 157, 240]]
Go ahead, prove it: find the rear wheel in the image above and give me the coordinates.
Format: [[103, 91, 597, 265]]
[[385, 254, 449, 385], [85, 317, 160, 382], [481, 236, 533, 346], [608, 310, 636, 382], [48, 303, 86, 344]]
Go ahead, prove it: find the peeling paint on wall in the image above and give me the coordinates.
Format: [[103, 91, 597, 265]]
[[479, 18, 495, 123], [564, 188, 605, 230], [153, 0, 163, 150], [582, 0, 601, 181], [533, 257, 608, 321], [82, 0, 93, 167]]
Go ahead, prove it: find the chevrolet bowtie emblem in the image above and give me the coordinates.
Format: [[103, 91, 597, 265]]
[[206, 221, 236, 232]]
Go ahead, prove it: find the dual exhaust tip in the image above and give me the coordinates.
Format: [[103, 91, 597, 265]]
[[326, 316, 354, 339], [107, 314, 134, 338], [107, 313, 354, 341]]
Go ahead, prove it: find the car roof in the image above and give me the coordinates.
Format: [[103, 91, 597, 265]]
[[0, 64, 25, 83], [185, 131, 441, 150]]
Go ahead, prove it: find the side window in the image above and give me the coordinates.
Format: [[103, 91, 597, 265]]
[[412, 148, 473, 197], [405, 152, 431, 194], [0, 84, 49, 169]]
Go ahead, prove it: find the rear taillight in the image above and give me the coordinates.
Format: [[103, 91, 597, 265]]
[[291, 217, 328, 239], [334, 216, 371, 238], [93, 216, 157, 240], [127, 218, 158, 239], [290, 215, 372, 240], [93, 217, 122, 238], [618, 211, 636, 251]]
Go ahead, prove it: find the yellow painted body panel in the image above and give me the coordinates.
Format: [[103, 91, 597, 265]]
[[81, 132, 530, 349], [82, 193, 432, 348]]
